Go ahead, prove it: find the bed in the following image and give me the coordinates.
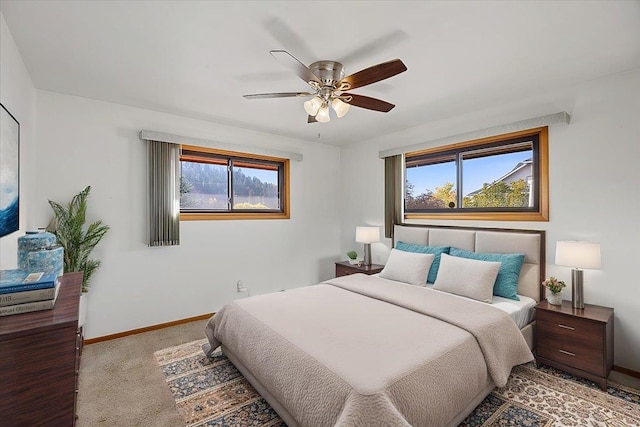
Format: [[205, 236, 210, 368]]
[[204, 224, 545, 427]]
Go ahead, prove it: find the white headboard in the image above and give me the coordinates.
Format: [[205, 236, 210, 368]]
[[394, 224, 546, 302]]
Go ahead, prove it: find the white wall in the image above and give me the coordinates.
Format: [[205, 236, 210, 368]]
[[0, 12, 36, 269], [31, 91, 341, 339], [340, 68, 640, 372]]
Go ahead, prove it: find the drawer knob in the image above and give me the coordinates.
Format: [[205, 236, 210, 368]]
[[558, 324, 575, 331], [559, 349, 576, 357]]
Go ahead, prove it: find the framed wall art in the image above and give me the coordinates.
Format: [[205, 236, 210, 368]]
[[0, 103, 20, 237]]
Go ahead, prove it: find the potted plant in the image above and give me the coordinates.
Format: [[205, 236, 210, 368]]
[[47, 186, 109, 325], [347, 250, 358, 265], [542, 276, 566, 305]]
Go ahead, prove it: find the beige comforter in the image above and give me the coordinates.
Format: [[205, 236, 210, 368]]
[[204, 274, 533, 427]]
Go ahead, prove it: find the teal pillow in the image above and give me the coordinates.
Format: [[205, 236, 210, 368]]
[[449, 248, 525, 301], [395, 242, 450, 283]]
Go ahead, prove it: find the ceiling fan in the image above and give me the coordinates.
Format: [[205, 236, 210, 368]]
[[243, 50, 407, 123]]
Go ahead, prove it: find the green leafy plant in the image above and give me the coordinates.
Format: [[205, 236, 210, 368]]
[[347, 250, 357, 260], [47, 186, 110, 293], [542, 276, 566, 294]]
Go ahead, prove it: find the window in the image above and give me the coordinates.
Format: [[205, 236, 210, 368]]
[[179, 144, 289, 220], [404, 127, 548, 221]]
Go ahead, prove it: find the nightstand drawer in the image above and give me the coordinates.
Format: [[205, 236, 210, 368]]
[[335, 262, 385, 278], [536, 311, 605, 376], [537, 333, 604, 375], [336, 264, 358, 277], [537, 310, 603, 341]]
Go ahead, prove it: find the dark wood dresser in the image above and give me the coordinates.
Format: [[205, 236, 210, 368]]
[[0, 272, 83, 425], [535, 300, 613, 390]]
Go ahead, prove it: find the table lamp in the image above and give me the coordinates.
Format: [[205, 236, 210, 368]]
[[356, 226, 380, 266], [555, 241, 601, 309]]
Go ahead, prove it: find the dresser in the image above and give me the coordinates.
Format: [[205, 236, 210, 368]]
[[535, 300, 613, 390], [0, 272, 83, 425], [335, 261, 385, 277]]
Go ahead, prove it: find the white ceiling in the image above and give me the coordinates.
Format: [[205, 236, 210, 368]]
[[2, 1, 639, 145]]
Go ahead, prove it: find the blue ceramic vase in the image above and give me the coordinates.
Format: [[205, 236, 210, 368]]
[[17, 231, 64, 278]]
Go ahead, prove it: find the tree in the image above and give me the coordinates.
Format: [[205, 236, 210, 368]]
[[406, 181, 454, 209], [434, 182, 456, 207], [405, 180, 415, 199], [406, 189, 446, 209], [463, 179, 530, 208]]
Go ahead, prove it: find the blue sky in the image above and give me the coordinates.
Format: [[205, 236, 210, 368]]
[[407, 151, 531, 197]]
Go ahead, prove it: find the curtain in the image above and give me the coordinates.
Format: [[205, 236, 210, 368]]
[[147, 140, 180, 246], [384, 154, 403, 239]]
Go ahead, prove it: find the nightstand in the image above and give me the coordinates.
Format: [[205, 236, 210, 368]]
[[335, 261, 384, 278], [535, 301, 613, 390]]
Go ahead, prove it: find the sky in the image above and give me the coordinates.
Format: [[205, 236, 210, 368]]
[[406, 151, 531, 197]]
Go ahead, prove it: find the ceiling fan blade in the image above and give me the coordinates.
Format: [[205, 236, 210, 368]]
[[243, 92, 314, 99], [270, 50, 320, 85], [343, 93, 395, 112], [263, 18, 316, 62], [337, 59, 407, 91], [307, 115, 318, 124], [338, 30, 408, 65]]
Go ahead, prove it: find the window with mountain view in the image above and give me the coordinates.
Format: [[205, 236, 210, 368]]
[[404, 127, 549, 221], [179, 145, 289, 220]]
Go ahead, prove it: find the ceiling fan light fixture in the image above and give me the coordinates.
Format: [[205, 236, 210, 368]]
[[303, 96, 323, 116], [331, 98, 350, 118], [315, 104, 331, 123]]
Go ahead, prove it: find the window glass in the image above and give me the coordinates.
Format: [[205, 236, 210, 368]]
[[402, 127, 548, 221], [232, 161, 280, 210], [406, 154, 457, 210], [462, 144, 533, 208], [179, 145, 289, 220], [180, 160, 228, 210]]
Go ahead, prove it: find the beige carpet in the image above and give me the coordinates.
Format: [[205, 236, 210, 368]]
[[76, 320, 207, 427]]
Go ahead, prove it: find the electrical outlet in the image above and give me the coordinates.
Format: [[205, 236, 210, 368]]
[[237, 280, 247, 293]]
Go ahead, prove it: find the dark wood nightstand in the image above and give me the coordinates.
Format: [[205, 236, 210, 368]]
[[335, 261, 384, 278], [535, 301, 613, 390]]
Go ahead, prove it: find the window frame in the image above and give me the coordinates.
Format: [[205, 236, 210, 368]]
[[404, 127, 549, 221], [179, 144, 290, 221]]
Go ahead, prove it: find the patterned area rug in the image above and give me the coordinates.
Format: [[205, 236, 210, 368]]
[[155, 339, 640, 427]]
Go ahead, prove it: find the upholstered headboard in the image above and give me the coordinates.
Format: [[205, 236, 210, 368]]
[[393, 224, 546, 302]]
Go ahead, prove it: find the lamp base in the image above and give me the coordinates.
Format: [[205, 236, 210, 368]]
[[363, 244, 372, 266], [571, 268, 585, 309]]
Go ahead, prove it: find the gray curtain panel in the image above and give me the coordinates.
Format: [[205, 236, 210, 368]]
[[147, 139, 180, 246], [384, 154, 403, 239]]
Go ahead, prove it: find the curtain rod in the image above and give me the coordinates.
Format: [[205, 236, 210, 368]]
[[378, 111, 570, 159], [139, 130, 303, 162]]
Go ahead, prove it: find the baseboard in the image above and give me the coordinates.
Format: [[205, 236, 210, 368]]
[[83, 312, 214, 345], [613, 365, 640, 380]]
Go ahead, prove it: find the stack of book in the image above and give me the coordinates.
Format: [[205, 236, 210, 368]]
[[0, 270, 60, 316]]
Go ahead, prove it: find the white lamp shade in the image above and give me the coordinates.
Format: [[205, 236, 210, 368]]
[[315, 104, 331, 122], [303, 96, 323, 116], [331, 98, 350, 118], [355, 226, 380, 244], [555, 241, 601, 269]]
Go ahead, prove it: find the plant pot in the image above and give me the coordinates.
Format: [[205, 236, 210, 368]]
[[348, 259, 358, 265], [547, 292, 562, 306]]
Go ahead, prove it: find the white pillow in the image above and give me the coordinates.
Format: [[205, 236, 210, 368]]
[[433, 253, 500, 303], [379, 249, 435, 286]]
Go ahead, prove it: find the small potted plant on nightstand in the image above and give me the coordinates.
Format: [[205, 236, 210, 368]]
[[347, 250, 358, 265], [542, 276, 566, 305]]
